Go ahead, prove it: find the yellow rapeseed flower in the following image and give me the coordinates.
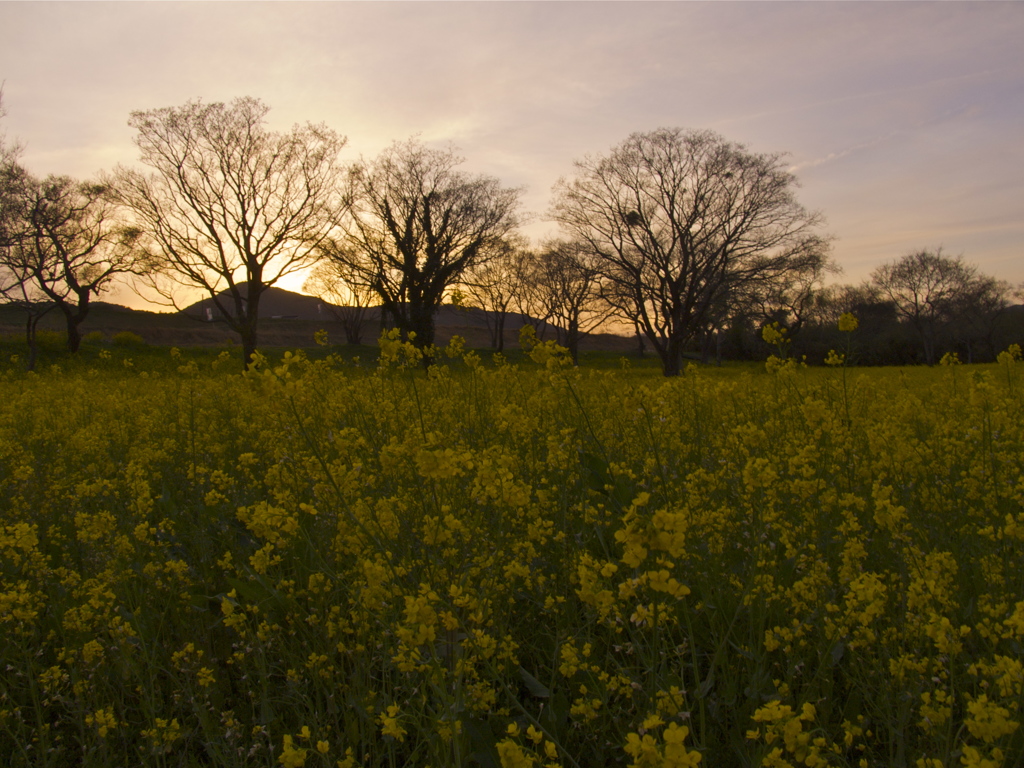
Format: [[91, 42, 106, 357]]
[[279, 735, 308, 768], [379, 704, 407, 742], [838, 312, 859, 332]]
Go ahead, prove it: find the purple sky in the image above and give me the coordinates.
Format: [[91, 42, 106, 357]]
[[2, 1, 1022, 309]]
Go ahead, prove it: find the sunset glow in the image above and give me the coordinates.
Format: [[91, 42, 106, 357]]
[[2, 1, 1021, 310]]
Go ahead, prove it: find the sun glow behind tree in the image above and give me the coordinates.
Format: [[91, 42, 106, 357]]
[[109, 97, 349, 367]]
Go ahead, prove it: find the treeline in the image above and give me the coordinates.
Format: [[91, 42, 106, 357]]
[[453, 244, 1020, 369], [703, 248, 1020, 366], [1, 92, 1019, 374]]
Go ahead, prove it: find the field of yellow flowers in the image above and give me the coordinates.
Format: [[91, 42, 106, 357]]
[[1, 335, 1022, 768]]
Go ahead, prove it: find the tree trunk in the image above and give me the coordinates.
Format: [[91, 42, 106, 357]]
[[670, 334, 687, 376], [922, 333, 936, 366], [660, 352, 681, 377], [343, 310, 363, 345], [652, 334, 684, 377], [25, 314, 40, 372], [567, 318, 580, 365], [66, 322, 82, 354], [700, 330, 713, 365], [241, 282, 266, 370], [58, 297, 89, 354], [217, 283, 257, 369], [409, 307, 437, 368], [494, 311, 506, 353], [240, 324, 259, 370]]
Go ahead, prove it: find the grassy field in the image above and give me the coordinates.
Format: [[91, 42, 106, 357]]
[[1, 337, 1022, 768]]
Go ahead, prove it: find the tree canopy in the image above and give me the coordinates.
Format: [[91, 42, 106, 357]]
[[326, 139, 521, 357], [0, 175, 146, 356], [110, 97, 349, 366], [871, 248, 1011, 365], [552, 127, 832, 375]]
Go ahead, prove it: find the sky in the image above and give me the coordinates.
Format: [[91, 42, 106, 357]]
[[1, 1, 1022, 310]]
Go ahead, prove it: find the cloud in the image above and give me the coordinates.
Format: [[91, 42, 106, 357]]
[[788, 132, 900, 175]]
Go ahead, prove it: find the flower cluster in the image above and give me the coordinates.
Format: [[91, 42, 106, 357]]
[[0, 341, 1022, 766]]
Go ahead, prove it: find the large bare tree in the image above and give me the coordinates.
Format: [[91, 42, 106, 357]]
[[551, 128, 830, 376], [330, 139, 521, 358], [0, 175, 147, 354], [110, 97, 348, 367]]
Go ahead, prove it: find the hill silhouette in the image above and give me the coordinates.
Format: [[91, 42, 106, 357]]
[[1, 287, 636, 352]]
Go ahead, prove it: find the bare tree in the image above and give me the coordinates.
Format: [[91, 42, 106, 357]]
[[109, 97, 348, 367], [333, 139, 521, 359], [870, 248, 995, 365], [552, 128, 830, 376], [534, 239, 610, 364], [509, 247, 557, 342], [0, 175, 147, 354], [950, 274, 1012, 363], [744, 253, 838, 336], [807, 283, 887, 328], [0, 85, 25, 259], [0, 164, 55, 370], [460, 234, 531, 352], [0, 88, 52, 368], [302, 248, 377, 345], [0, 271, 54, 370], [0, 147, 25, 278]]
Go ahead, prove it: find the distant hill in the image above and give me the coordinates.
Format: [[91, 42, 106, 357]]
[[1, 287, 636, 352], [182, 286, 636, 351], [182, 286, 535, 331], [182, 286, 329, 322]]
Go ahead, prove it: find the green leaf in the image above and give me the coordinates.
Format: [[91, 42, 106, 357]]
[[465, 717, 499, 768], [519, 667, 551, 698], [226, 576, 274, 605], [580, 450, 610, 493]]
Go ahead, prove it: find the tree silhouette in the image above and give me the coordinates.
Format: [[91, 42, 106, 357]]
[[871, 248, 1006, 365], [111, 97, 348, 367], [1, 175, 147, 354], [332, 139, 520, 360], [552, 128, 830, 376]]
